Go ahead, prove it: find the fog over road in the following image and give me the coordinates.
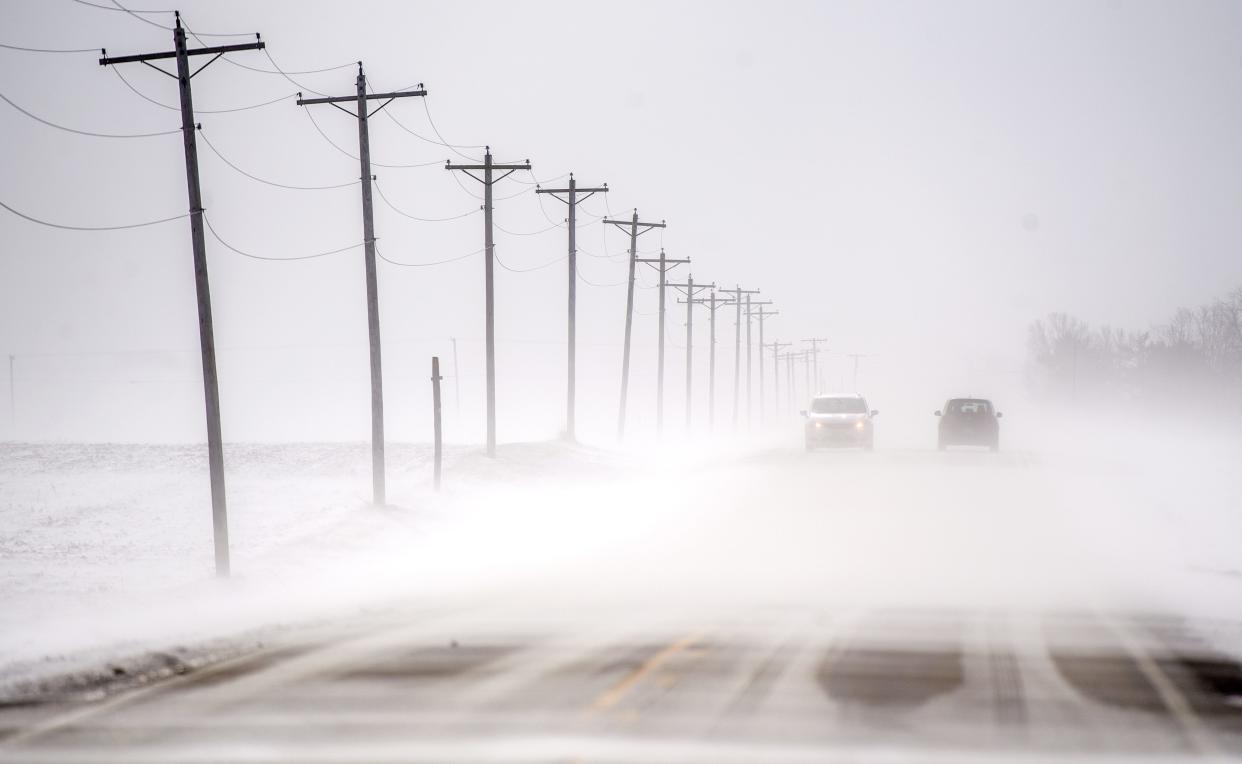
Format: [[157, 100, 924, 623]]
[[2, 437, 1241, 761]]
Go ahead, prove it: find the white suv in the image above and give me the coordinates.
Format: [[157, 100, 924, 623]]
[[802, 394, 878, 451]]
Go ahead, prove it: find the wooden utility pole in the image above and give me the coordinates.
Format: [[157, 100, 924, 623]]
[[847, 353, 873, 391], [746, 301, 776, 426], [446, 150, 533, 457], [536, 175, 607, 442], [766, 341, 792, 418], [745, 304, 775, 424], [432, 356, 442, 491], [634, 249, 690, 436], [671, 276, 714, 429], [781, 352, 796, 412], [100, 13, 266, 577], [685, 289, 734, 431], [803, 337, 829, 395], [298, 65, 426, 503], [715, 286, 759, 430], [603, 210, 666, 439]]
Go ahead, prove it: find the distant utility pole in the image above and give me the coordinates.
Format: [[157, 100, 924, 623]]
[[715, 286, 759, 429], [100, 13, 266, 577], [847, 353, 873, 390], [603, 210, 666, 439], [671, 275, 714, 429], [298, 64, 427, 503], [803, 337, 829, 395], [634, 249, 689, 435], [749, 303, 777, 425], [685, 289, 734, 431], [781, 352, 796, 411], [766, 340, 791, 420], [446, 149, 533, 457], [536, 175, 607, 443]]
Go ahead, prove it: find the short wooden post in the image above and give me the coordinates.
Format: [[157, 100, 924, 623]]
[[432, 356, 442, 491]]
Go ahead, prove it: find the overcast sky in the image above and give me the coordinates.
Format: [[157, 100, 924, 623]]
[[3, 0, 1241, 443]]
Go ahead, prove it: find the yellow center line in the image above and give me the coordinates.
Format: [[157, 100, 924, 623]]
[[591, 633, 701, 712]]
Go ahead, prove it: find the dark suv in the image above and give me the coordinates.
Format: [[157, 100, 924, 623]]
[[935, 398, 1002, 451]]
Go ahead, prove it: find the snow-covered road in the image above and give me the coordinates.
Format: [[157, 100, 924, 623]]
[[2, 428, 1241, 759]]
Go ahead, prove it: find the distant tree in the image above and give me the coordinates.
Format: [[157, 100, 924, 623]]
[[1025, 287, 1242, 416]]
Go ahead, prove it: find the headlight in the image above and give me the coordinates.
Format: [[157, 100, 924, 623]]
[[854, 421, 865, 430], [815, 422, 825, 429]]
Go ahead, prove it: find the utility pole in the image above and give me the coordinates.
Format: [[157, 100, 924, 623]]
[[298, 65, 426, 503], [715, 286, 759, 429], [748, 303, 777, 425], [803, 337, 829, 395], [766, 340, 791, 420], [536, 175, 607, 443], [634, 249, 690, 435], [603, 210, 666, 439], [782, 352, 796, 411], [685, 289, 734, 431], [446, 150, 533, 457], [847, 353, 873, 390], [672, 276, 714, 429], [100, 14, 266, 577]]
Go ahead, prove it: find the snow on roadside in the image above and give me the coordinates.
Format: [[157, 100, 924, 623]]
[[0, 439, 630, 695]]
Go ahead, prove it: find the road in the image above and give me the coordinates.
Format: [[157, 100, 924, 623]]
[[2, 444, 1241, 761]]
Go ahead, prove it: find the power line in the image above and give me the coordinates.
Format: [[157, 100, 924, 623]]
[[0, 91, 178, 138], [373, 181, 481, 222], [111, 67, 294, 114], [495, 252, 567, 273], [0, 198, 187, 231], [449, 169, 536, 201], [493, 220, 559, 236], [198, 129, 359, 190], [69, 0, 172, 17], [221, 54, 356, 77], [382, 107, 484, 155], [375, 243, 483, 268], [303, 107, 441, 168], [203, 213, 360, 261], [577, 267, 626, 288], [422, 97, 482, 162], [0, 41, 99, 54]]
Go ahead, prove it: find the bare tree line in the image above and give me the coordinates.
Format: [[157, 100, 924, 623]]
[[1026, 287, 1242, 414]]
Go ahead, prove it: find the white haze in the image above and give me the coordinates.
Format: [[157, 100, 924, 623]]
[[1, 0, 1242, 690]]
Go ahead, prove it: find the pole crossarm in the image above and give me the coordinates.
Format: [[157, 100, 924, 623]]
[[604, 217, 664, 233], [537, 178, 608, 208], [298, 88, 426, 106], [100, 39, 264, 67]]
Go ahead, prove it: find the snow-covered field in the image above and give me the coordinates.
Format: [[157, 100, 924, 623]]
[[2, 420, 1241, 698]]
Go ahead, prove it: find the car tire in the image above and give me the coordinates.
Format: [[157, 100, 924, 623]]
[[989, 439, 999, 453], [937, 438, 946, 451], [805, 441, 815, 453], [865, 437, 875, 451]]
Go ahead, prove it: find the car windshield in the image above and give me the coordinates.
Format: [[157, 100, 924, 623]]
[[948, 399, 992, 415], [811, 397, 867, 414]]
